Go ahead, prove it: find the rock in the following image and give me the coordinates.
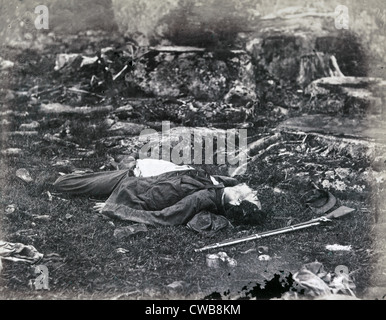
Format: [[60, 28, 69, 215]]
[[104, 118, 115, 128], [5, 131, 39, 137], [166, 280, 188, 292], [5, 204, 16, 214], [32, 215, 51, 221], [112, 104, 134, 119], [206, 252, 237, 268], [40, 103, 113, 115], [1, 148, 23, 156], [278, 115, 386, 143], [305, 77, 386, 97], [0, 110, 28, 117], [0, 57, 14, 70], [1, 119, 11, 126], [129, 50, 255, 101], [4, 90, 15, 101], [54, 53, 81, 71], [20, 121, 40, 130], [16, 168, 34, 183], [258, 254, 271, 261], [224, 84, 257, 107], [43, 133, 79, 148], [305, 76, 386, 115], [108, 122, 147, 136], [116, 248, 129, 254], [140, 125, 244, 165], [113, 224, 148, 240], [96, 136, 142, 155], [272, 106, 289, 117], [325, 244, 352, 252]]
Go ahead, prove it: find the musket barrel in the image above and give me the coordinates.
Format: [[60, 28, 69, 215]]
[[194, 207, 351, 252], [194, 221, 322, 252]]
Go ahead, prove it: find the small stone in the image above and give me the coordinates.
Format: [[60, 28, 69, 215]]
[[112, 105, 134, 119], [33, 215, 51, 221], [1, 148, 23, 156], [20, 121, 40, 130], [224, 84, 257, 106], [0, 57, 14, 70], [104, 118, 115, 128], [16, 168, 34, 183], [116, 248, 129, 254], [258, 254, 271, 261], [166, 280, 187, 291], [273, 106, 289, 116], [46, 191, 53, 202], [65, 214, 73, 220], [4, 91, 15, 101], [6, 131, 39, 137], [5, 204, 16, 214], [326, 244, 352, 251], [108, 122, 147, 136]]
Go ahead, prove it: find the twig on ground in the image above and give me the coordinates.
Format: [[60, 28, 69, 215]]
[[111, 290, 141, 300], [112, 65, 128, 81], [34, 85, 64, 96], [68, 87, 104, 98]]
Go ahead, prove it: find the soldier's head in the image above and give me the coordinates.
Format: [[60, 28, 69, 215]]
[[223, 183, 266, 225], [223, 183, 261, 208]]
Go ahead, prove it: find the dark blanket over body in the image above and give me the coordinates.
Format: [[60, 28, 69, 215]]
[[102, 170, 227, 227], [54, 168, 239, 230]]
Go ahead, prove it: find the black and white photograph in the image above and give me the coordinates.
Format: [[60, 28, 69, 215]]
[[0, 0, 385, 305]]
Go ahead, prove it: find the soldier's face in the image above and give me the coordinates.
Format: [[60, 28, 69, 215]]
[[226, 184, 261, 210]]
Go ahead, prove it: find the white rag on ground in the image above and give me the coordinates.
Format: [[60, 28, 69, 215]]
[[0, 241, 43, 264]]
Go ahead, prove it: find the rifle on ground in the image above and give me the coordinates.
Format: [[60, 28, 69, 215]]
[[194, 206, 355, 253]]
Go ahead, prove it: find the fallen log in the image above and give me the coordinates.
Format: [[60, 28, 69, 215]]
[[229, 133, 283, 177], [281, 129, 386, 161], [40, 103, 113, 115], [2, 131, 39, 137], [246, 132, 282, 157], [149, 45, 205, 53]]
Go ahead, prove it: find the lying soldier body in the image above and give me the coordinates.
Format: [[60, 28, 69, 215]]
[[53, 158, 265, 232]]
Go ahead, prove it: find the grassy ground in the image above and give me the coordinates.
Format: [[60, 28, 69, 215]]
[[0, 35, 379, 300], [0, 112, 377, 300]]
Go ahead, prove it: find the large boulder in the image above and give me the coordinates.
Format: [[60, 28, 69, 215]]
[[305, 76, 386, 115], [127, 49, 257, 102]]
